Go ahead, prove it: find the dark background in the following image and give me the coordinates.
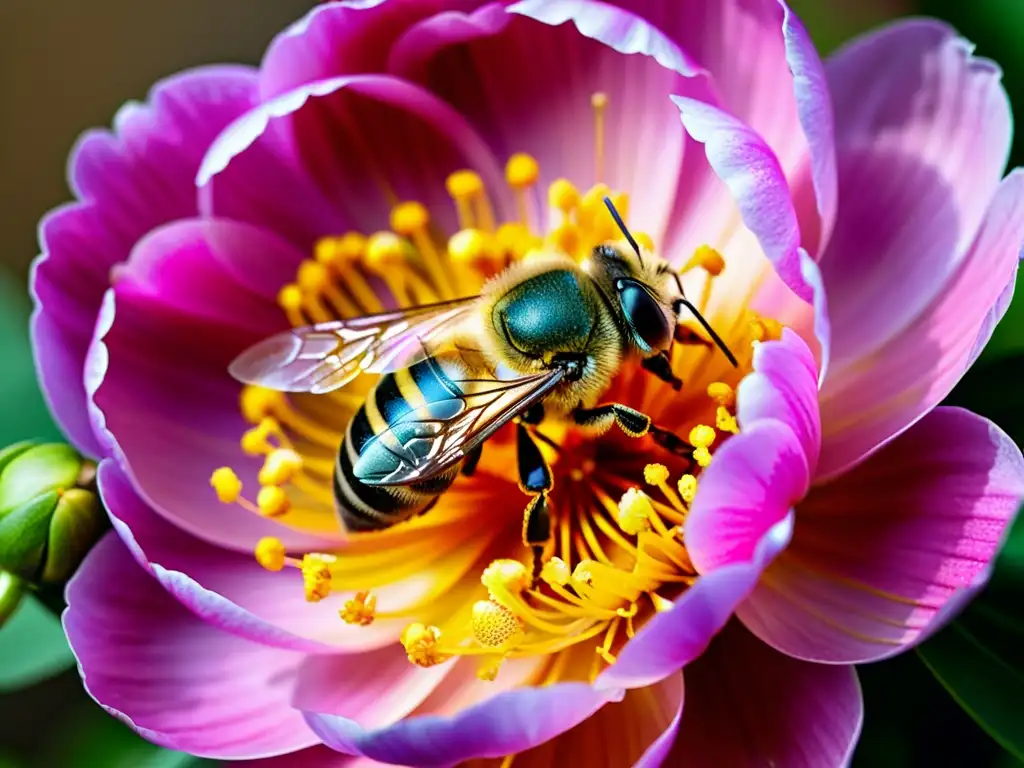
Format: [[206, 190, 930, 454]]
[[0, 1, 1021, 765]]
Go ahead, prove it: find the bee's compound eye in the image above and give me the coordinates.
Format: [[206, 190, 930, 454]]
[[618, 281, 671, 352]]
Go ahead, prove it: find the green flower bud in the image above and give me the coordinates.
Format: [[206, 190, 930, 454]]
[[0, 571, 24, 628], [0, 442, 106, 585]]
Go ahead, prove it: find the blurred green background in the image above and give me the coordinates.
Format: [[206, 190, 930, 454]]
[[0, 0, 1022, 765]]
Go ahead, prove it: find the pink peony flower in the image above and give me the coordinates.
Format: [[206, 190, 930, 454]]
[[32, 2, 1024, 765]]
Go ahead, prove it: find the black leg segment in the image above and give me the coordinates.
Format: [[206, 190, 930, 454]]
[[574, 403, 651, 437], [461, 444, 483, 477], [641, 351, 683, 391], [515, 424, 554, 585]]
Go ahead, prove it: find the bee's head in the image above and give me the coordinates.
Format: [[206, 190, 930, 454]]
[[585, 242, 677, 356]]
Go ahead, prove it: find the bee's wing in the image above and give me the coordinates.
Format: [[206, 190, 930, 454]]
[[355, 365, 565, 486], [228, 297, 480, 395]]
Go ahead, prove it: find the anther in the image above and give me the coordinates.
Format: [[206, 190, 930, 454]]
[[616, 488, 653, 535], [241, 386, 283, 424], [540, 557, 571, 586], [338, 232, 368, 262], [447, 170, 485, 231], [365, 232, 409, 271], [505, 154, 540, 189], [477, 656, 505, 682], [259, 448, 303, 486], [254, 537, 286, 572], [390, 201, 430, 237], [592, 92, 608, 184], [750, 317, 783, 343], [257, 485, 290, 517], [448, 229, 491, 266], [716, 406, 739, 434], [643, 463, 670, 486], [340, 591, 376, 626], [210, 467, 242, 503], [689, 425, 716, 468], [572, 560, 595, 585], [548, 179, 581, 214], [472, 599, 524, 648], [685, 245, 726, 276], [297, 260, 329, 293], [481, 559, 529, 596], [301, 554, 334, 602], [401, 623, 449, 667], [707, 382, 735, 408], [277, 284, 303, 313], [241, 418, 276, 455], [678, 474, 698, 504]]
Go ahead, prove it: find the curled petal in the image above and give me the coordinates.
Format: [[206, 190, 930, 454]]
[[63, 533, 317, 759], [741, 407, 1024, 663], [30, 66, 258, 457]]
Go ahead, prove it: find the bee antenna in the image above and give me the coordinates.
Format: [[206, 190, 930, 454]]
[[670, 272, 739, 368], [603, 196, 644, 268]]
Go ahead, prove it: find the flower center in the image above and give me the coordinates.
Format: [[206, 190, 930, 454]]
[[209, 93, 781, 683]]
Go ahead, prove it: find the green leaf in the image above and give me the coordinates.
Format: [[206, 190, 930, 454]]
[[0, 593, 74, 692]]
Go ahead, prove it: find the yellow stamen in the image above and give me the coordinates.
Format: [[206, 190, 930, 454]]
[[301, 554, 334, 602], [257, 485, 290, 518], [365, 232, 412, 305], [716, 406, 739, 434], [315, 233, 383, 315], [254, 537, 286, 572], [689, 425, 716, 468], [643, 463, 670, 486], [591, 92, 608, 184], [471, 599, 525, 648], [401, 623, 450, 667], [505, 153, 540, 228], [750, 316, 783, 343], [259, 448, 303, 486], [616, 487, 653, 535], [210, 467, 242, 504], [448, 229, 499, 290], [340, 591, 376, 626], [678, 474, 698, 504], [277, 284, 305, 327], [541, 557, 571, 586], [707, 381, 735, 408], [391, 201, 454, 300], [548, 178, 580, 217], [684, 244, 726, 276]]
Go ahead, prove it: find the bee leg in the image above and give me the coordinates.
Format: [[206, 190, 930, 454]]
[[641, 352, 683, 391], [573, 403, 652, 438], [461, 444, 484, 477], [519, 402, 546, 426], [648, 425, 698, 467], [517, 423, 553, 586]]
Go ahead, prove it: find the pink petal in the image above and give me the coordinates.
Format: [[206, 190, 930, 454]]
[[200, 74, 508, 248], [87, 218, 339, 552], [817, 169, 1024, 480], [508, 674, 684, 767], [673, 620, 862, 766], [97, 460, 403, 653], [304, 678, 620, 765], [821, 19, 1013, 370], [597, 512, 793, 690], [244, 750, 380, 768], [30, 66, 258, 457], [63, 532, 317, 759], [740, 407, 1024, 664], [610, 0, 837, 255], [737, 328, 822, 474]]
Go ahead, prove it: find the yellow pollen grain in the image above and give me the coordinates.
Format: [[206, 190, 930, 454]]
[[259, 448, 303, 486], [256, 485, 290, 517], [340, 591, 376, 626], [254, 537, 286, 572], [540, 557, 571, 586], [210, 467, 242, 503], [472, 599, 524, 648], [401, 623, 449, 667], [616, 488, 653, 535], [678, 474, 698, 504], [643, 463, 670, 486], [690, 426, 717, 468], [716, 406, 739, 434], [301, 554, 334, 603]]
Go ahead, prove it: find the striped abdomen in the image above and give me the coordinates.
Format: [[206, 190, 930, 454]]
[[333, 356, 464, 532]]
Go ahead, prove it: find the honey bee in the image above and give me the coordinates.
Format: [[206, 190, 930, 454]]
[[230, 199, 737, 575]]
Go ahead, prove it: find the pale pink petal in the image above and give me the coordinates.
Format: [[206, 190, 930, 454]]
[[245, 750, 382, 768], [821, 19, 1013, 368], [817, 170, 1024, 480], [63, 533, 317, 759], [200, 74, 508, 248], [740, 407, 1024, 664], [87, 219, 341, 552], [673, 621, 862, 766], [610, 0, 837, 255], [507, 674, 684, 768], [97, 460, 409, 653], [30, 66, 258, 457]]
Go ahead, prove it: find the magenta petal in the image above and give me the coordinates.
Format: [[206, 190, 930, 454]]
[[673, 621, 862, 766], [30, 66, 258, 457], [596, 512, 793, 690], [243, 749, 376, 768], [88, 219, 338, 552], [821, 19, 1012, 369], [818, 169, 1024, 480], [670, 95, 812, 304], [740, 407, 1024, 664], [304, 681, 620, 765], [63, 533, 317, 759], [96, 460, 398, 652]]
